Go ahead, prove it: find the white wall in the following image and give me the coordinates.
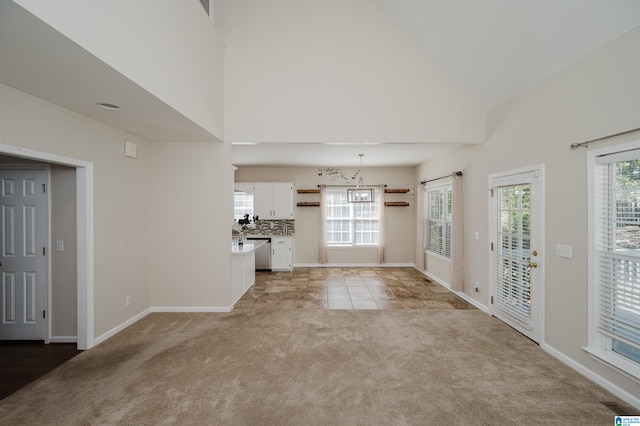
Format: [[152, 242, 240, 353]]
[[0, 80, 236, 337], [149, 142, 234, 308], [217, 0, 484, 144], [15, 0, 225, 140], [417, 27, 640, 402], [0, 83, 152, 338], [3, 0, 234, 332], [235, 166, 416, 265], [425, 253, 451, 285], [50, 164, 77, 338]]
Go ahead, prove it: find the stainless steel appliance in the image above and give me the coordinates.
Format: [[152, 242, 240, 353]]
[[247, 237, 271, 270]]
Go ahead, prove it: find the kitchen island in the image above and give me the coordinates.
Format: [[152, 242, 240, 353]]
[[231, 240, 265, 305]]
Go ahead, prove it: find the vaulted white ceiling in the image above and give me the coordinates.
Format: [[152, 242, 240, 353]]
[[374, 0, 640, 113], [0, 0, 219, 143], [1, 1, 639, 167], [221, 0, 640, 167]]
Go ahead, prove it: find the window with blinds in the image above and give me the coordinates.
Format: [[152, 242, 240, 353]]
[[425, 185, 452, 258], [494, 183, 532, 326], [234, 191, 253, 222], [325, 187, 380, 246], [592, 149, 640, 369]]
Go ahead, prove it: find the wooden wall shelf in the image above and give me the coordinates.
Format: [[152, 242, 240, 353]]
[[297, 188, 409, 207], [300, 188, 410, 194]]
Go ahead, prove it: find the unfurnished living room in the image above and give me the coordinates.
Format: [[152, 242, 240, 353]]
[[1, 0, 640, 424]]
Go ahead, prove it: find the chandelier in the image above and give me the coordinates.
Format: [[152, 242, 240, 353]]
[[347, 154, 374, 203]]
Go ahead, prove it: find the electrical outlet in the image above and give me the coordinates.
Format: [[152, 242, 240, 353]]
[[309, 251, 315, 260], [126, 295, 132, 306]]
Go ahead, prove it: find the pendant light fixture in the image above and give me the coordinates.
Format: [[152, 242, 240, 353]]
[[347, 154, 374, 203]]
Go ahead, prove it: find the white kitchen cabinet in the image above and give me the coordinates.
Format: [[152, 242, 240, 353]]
[[271, 236, 293, 271], [231, 242, 258, 304], [253, 182, 294, 219]]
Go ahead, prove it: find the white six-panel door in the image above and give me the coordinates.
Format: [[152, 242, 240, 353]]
[[0, 169, 47, 340]]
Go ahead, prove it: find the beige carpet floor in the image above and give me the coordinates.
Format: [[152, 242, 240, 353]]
[[0, 310, 633, 425]]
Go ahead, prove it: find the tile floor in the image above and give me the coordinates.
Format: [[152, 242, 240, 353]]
[[234, 267, 476, 310]]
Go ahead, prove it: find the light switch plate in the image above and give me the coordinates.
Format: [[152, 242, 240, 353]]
[[556, 244, 573, 259], [124, 140, 137, 158], [56, 240, 64, 252]]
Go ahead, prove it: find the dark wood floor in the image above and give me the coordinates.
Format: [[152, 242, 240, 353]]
[[0, 341, 80, 400]]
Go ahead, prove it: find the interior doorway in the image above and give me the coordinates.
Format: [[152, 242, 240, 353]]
[[0, 143, 93, 350], [489, 165, 545, 343]]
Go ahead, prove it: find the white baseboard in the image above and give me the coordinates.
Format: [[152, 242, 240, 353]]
[[151, 306, 232, 313], [294, 262, 415, 268], [541, 343, 640, 410], [87, 281, 640, 413], [419, 269, 451, 289], [416, 263, 638, 409], [414, 267, 490, 313], [94, 307, 153, 346], [454, 291, 490, 313], [48, 336, 78, 343], [92, 305, 233, 347]]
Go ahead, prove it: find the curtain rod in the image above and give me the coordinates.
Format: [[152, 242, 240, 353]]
[[317, 184, 387, 188], [420, 171, 462, 185], [571, 126, 640, 149]]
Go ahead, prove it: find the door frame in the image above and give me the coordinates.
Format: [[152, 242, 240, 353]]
[[0, 164, 50, 342], [0, 143, 93, 350], [488, 164, 545, 344]]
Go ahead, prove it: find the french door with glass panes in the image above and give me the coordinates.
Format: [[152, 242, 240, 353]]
[[490, 167, 544, 343]]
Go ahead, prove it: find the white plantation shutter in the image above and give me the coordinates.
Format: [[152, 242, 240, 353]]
[[425, 186, 452, 258], [593, 150, 640, 360], [494, 182, 532, 328]]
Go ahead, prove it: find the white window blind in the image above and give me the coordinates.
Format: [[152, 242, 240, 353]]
[[234, 191, 253, 222], [325, 187, 379, 246], [593, 151, 640, 365], [425, 186, 452, 258]]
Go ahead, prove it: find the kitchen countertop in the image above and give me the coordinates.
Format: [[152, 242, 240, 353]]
[[231, 240, 266, 254], [242, 234, 294, 238]]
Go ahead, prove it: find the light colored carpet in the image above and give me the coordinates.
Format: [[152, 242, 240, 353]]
[[0, 310, 632, 425]]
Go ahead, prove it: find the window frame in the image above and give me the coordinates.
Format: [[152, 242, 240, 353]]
[[424, 182, 453, 260], [586, 139, 640, 383], [233, 190, 254, 222], [324, 186, 380, 247]]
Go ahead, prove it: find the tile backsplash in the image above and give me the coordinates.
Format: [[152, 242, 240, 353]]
[[233, 219, 295, 236]]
